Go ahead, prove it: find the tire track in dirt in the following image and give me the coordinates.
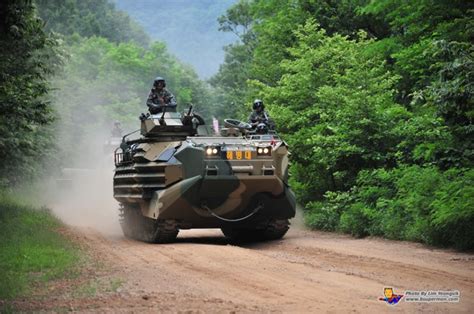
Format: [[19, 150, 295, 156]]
[[66, 227, 474, 313], [13, 225, 473, 313]]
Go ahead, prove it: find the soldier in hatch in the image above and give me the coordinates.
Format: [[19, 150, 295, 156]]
[[146, 76, 177, 114], [111, 120, 123, 137], [248, 99, 275, 132]]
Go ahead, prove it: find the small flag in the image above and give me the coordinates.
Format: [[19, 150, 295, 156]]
[[212, 117, 219, 134]]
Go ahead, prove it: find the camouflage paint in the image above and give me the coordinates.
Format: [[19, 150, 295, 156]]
[[114, 112, 296, 229]]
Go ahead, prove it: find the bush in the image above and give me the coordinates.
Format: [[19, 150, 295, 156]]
[[430, 169, 474, 249], [338, 202, 370, 237], [304, 166, 474, 250], [304, 191, 351, 231]]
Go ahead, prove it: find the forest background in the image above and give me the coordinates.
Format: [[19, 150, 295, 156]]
[[0, 0, 472, 250]]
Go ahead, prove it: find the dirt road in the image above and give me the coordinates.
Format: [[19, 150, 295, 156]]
[[17, 218, 474, 313]]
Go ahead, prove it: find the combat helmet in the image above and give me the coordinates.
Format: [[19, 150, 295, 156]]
[[253, 99, 264, 110], [154, 76, 166, 87]]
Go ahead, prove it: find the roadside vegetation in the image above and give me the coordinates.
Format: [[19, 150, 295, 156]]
[[1, 0, 218, 304], [1, 0, 219, 189], [213, 0, 473, 249], [0, 192, 79, 301], [0, 0, 472, 272]]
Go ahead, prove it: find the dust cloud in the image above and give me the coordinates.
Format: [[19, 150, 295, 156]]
[[290, 204, 306, 230], [36, 61, 135, 236], [51, 169, 121, 236], [45, 126, 122, 236]]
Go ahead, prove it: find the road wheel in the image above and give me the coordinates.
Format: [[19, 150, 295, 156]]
[[143, 219, 179, 244], [260, 219, 289, 240], [119, 205, 141, 239], [120, 206, 178, 243]]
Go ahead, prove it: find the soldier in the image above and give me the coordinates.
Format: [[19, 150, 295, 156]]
[[248, 99, 275, 131], [146, 76, 177, 114], [111, 120, 123, 137]]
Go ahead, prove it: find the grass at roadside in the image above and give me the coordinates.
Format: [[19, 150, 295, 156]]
[[0, 192, 79, 301]]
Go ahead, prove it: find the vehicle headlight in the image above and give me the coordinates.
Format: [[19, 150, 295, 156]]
[[205, 146, 220, 156], [257, 146, 272, 156]]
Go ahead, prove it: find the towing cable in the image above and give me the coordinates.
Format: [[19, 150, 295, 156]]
[[201, 203, 263, 223]]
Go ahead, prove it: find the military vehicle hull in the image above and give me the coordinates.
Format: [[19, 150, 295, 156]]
[[113, 113, 296, 243]]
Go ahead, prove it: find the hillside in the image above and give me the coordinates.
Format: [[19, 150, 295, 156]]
[[114, 0, 237, 78]]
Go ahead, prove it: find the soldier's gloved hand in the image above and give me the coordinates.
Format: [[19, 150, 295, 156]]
[[139, 112, 149, 121], [148, 103, 161, 114]]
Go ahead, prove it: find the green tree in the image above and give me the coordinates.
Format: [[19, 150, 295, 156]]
[[50, 36, 214, 165], [211, 0, 256, 119], [0, 0, 61, 187], [424, 41, 474, 168], [212, 0, 389, 116], [251, 20, 407, 203], [35, 0, 150, 47], [360, 0, 473, 103], [215, 0, 474, 249]]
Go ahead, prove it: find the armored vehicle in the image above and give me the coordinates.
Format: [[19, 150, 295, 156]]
[[113, 107, 296, 243]]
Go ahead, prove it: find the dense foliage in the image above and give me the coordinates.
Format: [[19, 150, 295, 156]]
[[1, 0, 472, 249], [1, 0, 216, 185], [36, 0, 217, 168], [214, 0, 473, 249], [36, 0, 149, 47], [0, 0, 61, 187]]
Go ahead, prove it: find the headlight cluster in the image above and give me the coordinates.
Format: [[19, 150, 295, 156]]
[[205, 146, 220, 156], [257, 146, 272, 156]]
